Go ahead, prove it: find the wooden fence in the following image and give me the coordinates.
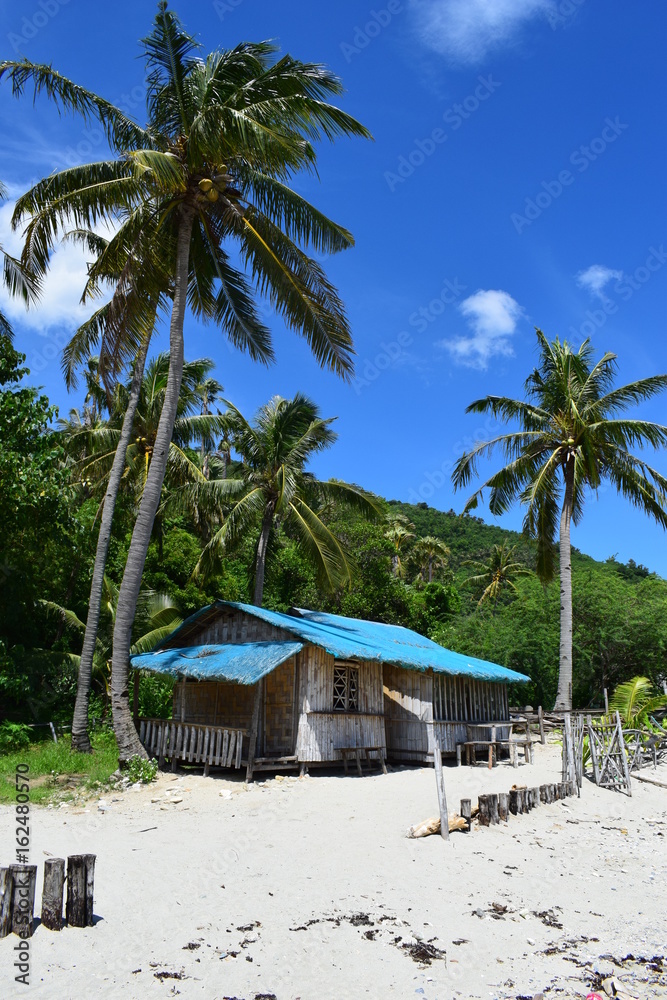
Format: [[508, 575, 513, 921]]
[[138, 718, 245, 771]]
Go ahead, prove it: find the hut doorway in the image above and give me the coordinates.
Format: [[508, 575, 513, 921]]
[[263, 655, 297, 756]]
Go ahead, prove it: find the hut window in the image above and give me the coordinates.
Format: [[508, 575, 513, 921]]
[[333, 664, 359, 712]]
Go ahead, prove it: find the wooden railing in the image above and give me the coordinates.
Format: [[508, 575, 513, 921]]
[[138, 718, 246, 770]]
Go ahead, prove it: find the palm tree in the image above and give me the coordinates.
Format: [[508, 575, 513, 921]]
[[462, 541, 531, 609], [1, 3, 369, 759], [65, 353, 228, 505], [43, 577, 182, 715], [186, 393, 382, 605], [384, 514, 416, 578], [412, 535, 451, 584], [453, 329, 667, 710], [609, 676, 667, 730], [0, 180, 40, 339]]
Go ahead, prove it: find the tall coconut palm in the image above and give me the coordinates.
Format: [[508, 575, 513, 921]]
[[412, 535, 451, 584], [43, 577, 182, 714], [64, 353, 228, 505], [2, 3, 369, 759], [453, 329, 667, 710], [462, 541, 531, 609], [184, 393, 382, 605], [0, 180, 40, 338]]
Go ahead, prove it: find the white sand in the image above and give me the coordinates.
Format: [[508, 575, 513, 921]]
[[1, 741, 666, 1000]]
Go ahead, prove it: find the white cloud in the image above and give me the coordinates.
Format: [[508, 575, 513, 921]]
[[411, 0, 553, 64], [437, 289, 523, 369], [576, 264, 623, 301], [0, 191, 109, 336]]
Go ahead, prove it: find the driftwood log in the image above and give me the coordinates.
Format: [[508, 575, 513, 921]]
[[407, 814, 468, 838], [66, 855, 95, 928], [41, 859, 65, 931]]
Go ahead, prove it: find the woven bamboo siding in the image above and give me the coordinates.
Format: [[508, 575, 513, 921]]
[[295, 646, 386, 762], [264, 655, 297, 755], [173, 679, 254, 730], [163, 606, 295, 649], [432, 675, 508, 724]]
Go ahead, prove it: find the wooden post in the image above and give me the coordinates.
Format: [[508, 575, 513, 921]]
[[498, 792, 509, 822], [9, 865, 36, 938], [66, 855, 95, 928], [603, 688, 609, 715], [509, 788, 521, 815], [537, 705, 545, 744], [41, 859, 65, 931], [245, 678, 263, 784], [460, 798, 472, 831], [488, 793, 499, 824], [530, 787, 540, 809], [478, 794, 491, 826], [433, 747, 450, 841], [0, 868, 13, 938]]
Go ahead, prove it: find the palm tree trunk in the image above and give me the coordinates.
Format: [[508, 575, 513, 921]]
[[110, 211, 194, 763], [253, 502, 275, 607], [554, 464, 575, 711], [71, 334, 152, 752], [428, 556, 433, 584]]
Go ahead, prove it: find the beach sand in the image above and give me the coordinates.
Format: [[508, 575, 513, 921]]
[[1, 740, 666, 999]]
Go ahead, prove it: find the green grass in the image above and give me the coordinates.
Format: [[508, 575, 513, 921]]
[[0, 729, 119, 805]]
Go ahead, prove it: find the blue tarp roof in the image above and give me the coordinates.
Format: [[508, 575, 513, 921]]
[[135, 600, 528, 685], [131, 640, 304, 685]]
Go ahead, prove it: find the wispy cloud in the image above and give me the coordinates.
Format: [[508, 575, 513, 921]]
[[437, 289, 523, 369], [0, 191, 110, 335], [411, 0, 553, 64], [576, 264, 623, 301]]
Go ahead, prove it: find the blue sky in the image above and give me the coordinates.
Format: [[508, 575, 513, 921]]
[[1, 0, 666, 572]]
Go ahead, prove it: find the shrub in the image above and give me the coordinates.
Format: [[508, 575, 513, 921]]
[[0, 721, 31, 755], [126, 755, 158, 784]]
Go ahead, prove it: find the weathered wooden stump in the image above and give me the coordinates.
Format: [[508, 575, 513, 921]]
[[509, 788, 521, 815], [9, 865, 36, 938], [0, 868, 14, 938], [460, 798, 472, 831], [540, 784, 549, 804], [498, 792, 509, 822], [519, 788, 529, 813], [66, 855, 96, 928], [530, 787, 540, 809], [478, 794, 491, 826], [41, 859, 65, 931]]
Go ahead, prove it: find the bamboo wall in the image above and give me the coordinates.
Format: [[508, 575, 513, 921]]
[[383, 666, 510, 761], [164, 606, 295, 648], [173, 679, 254, 731], [264, 655, 297, 755], [295, 645, 386, 762]]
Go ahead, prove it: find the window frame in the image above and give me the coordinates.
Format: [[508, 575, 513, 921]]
[[332, 661, 360, 713]]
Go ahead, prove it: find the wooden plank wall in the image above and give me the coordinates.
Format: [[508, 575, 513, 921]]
[[295, 646, 386, 762], [383, 663, 432, 760]]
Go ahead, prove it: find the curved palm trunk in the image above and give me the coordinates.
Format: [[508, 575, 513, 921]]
[[554, 464, 575, 712], [71, 334, 151, 752], [110, 212, 194, 763]]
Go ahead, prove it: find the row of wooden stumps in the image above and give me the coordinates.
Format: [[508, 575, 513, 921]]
[[0, 855, 95, 937], [470, 780, 577, 829]]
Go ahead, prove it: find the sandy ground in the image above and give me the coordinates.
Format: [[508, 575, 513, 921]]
[[1, 740, 666, 1000]]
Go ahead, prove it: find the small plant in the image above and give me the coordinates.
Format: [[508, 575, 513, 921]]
[[125, 755, 158, 784], [0, 721, 31, 755], [48, 770, 61, 787]]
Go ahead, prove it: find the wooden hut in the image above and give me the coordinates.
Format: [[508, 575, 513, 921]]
[[131, 601, 527, 780]]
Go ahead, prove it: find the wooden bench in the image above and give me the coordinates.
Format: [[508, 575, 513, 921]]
[[338, 746, 388, 776], [456, 738, 535, 768]]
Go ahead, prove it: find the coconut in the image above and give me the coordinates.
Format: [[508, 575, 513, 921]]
[[198, 178, 213, 192]]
